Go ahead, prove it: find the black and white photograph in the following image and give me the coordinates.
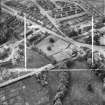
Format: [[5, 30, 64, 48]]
[[0, 0, 105, 105]]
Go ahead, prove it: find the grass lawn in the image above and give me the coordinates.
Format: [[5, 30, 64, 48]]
[[70, 60, 89, 70], [27, 49, 51, 68], [21, 76, 49, 105], [36, 35, 68, 56]]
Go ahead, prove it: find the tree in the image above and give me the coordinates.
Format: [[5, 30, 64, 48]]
[[85, 36, 92, 44], [102, 101, 105, 105], [47, 46, 52, 51], [102, 18, 105, 23], [94, 35, 100, 45], [87, 84, 94, 93], [78, 29, 82, 34], [0, 23, 13, 45], [67, 30, 78, 37], [54, 98, 62, 105], [66, 61, 73, 68], [52, 59, 57, 65], [49, 38, 55, 43]]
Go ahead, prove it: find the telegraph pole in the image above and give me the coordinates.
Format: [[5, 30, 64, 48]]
[[104, 0, 105, 16], [24, 14, 27, 70], [0, 0, 1, 14], [91, 16, 94, 65]]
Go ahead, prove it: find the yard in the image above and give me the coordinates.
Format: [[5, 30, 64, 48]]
[[36, 35, 68, 56]]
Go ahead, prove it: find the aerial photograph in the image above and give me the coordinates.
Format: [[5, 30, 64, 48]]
[[0, 0, 105, 105]]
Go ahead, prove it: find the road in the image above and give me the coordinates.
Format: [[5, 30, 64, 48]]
[[34, 0, 65, 36], [0, 64, 55, 88], [34, 0, 105, 56], [1, 1, 105, 63]]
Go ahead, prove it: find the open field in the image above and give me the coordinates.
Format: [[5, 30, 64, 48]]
[[22, 76, 49, 105], [0, 75, 49, 105], [27, 49, 51, 68], [70, 60, 89, 70], [48, 70, 104, 105], [36, 35, 69, 56]]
